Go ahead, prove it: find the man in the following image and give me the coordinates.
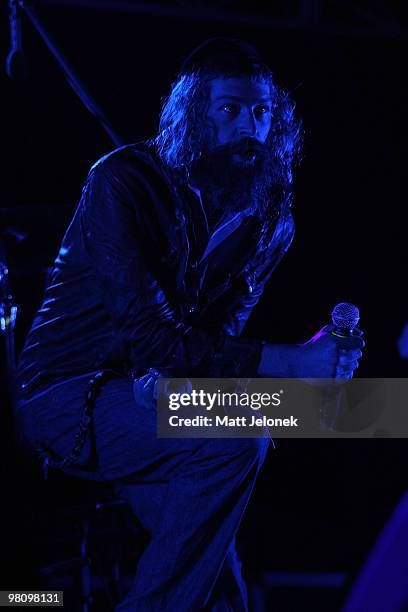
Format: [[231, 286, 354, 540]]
[[16, 39, 363, 610]]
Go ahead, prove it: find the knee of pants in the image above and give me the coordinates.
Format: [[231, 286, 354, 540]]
[[240, 437, 270, 468], [205, 437, 270, 468]]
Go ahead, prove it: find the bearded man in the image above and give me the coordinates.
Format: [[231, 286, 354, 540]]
[[16, 39, 363, 611]]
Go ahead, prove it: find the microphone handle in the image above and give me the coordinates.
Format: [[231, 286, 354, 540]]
[[332, 326, 363, 338], [321, 325, 363, 430]]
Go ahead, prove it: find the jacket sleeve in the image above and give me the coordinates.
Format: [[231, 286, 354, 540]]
[[221, 213, 295, 337], [79, 160, 267, 378]]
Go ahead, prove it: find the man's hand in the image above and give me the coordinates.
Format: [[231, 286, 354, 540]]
[[298, 324, 364, 378], [258, 325, 364, 378]]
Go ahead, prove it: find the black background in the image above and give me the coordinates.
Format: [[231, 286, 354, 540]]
[[1, 1, 407, 609]]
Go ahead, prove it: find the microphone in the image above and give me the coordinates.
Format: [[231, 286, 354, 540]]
[[331, 302, 360, 338], [6, 0, 28, 80], [319, 302, 362, 431]]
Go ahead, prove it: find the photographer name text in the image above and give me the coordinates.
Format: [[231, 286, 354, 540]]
[[168, 415, 299, 427]]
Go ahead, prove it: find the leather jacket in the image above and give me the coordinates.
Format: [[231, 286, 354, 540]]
[[17, 142, 295, 400]]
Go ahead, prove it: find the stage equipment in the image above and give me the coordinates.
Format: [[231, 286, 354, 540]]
[[343, 489, 408, 612], [6, 0, 124, 146], [0, 238, 18, 407]]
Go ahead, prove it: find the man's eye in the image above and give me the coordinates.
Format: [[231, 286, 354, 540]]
[[220, 103, 239, 114], [255, 105, 270, 115]]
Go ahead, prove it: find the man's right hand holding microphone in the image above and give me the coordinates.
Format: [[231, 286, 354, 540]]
[[257, 303, 365, 379]]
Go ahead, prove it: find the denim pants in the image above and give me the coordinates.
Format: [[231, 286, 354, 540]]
[[15, 372, 270, 611]]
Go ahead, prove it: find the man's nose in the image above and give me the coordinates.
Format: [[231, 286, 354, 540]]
[[238, 108, 257, 137]]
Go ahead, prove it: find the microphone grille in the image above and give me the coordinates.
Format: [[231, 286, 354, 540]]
[[331, 302, 360, 330]]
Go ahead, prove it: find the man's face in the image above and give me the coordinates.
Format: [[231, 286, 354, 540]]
[[206, 76, 272, 164], [189, 75, 275, 216]]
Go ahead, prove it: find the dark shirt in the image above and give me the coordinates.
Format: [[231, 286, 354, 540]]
[[17, 142, 295, 400]]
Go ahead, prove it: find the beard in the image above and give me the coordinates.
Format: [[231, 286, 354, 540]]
[[189, 137, 275, 219]]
